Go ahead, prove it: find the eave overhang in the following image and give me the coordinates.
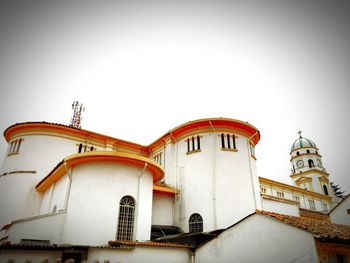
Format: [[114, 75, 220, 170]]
[[36, 151, 164, 192], [149, 117, 260, 151]]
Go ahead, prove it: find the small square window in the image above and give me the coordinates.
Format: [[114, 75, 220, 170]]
[[347, 209, 350, 215]]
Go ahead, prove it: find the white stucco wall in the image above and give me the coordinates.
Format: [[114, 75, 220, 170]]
[[173, 131, 260, 232], [40, 175, 69, 214], [1, 135, 79, 177], [0, 134, 80, 227], [6, 211, 66, 244], [0, 172, 43, 227], [330, 196, 350, 225], [215, 136, 261, 229], [261, 198, 300, 216], [87, 246, 190, 263], [195, 213, 318, 263], [152, 193, 174, 225], [61, 161, 154, 246]]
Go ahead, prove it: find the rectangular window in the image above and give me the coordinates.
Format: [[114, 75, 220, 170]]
[[77, 143, 96, 153], [186, 136, 201, 154], [277, 191, 284, 198], [220, 133, 237, 150], [250, 142, 255, 157], [153, 152, 163, 165], [308, 199, 315, 210], [7, 138, 23, 155], [293, 195, 300, 207], [321, 203, 328, 212]]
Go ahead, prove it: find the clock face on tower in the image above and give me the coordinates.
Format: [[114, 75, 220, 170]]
[[297, 160, 304, 168]]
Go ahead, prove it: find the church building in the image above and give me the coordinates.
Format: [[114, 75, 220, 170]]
[[0, 117, 349, 262]]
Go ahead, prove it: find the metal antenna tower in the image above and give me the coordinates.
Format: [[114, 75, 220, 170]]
[[70, 101, 85, 129]]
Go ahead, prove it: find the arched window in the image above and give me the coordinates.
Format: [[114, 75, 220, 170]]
[[189, 213, 203, 233], [116, 196, 135, 241], [296, 151, 300, 156], [308, 159, 314, 168], [306, 150, 310, 154], [323, 185, 329, 196]]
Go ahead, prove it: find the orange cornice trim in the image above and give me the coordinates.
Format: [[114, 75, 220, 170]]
[[149, 118, 260, 150], [5, 119, 260, 154], [4, 122, 149, 154], [153, 184, 178, 195], [36, 151, 164, 192]]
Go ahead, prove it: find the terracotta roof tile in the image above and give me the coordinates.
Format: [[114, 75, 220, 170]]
[[108, 240, 190, 248], [256, 210, 350, 241]]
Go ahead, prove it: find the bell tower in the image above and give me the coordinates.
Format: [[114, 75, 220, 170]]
[[290, 131, 331, 196]]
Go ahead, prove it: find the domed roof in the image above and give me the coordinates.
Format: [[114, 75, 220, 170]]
[[291, 132, 317, 152]]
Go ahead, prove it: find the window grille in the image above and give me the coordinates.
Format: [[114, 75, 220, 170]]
[[277, 191, 284, 198], [189, 213, 203, 233], [116, 196, 135, 241], [153, 152, 162, 165], [308, 199, 315, 210], [7, 138, 23, 155], [321, 203, 328, 212], [293, 196, 300, 207], [221, 133, 236, 149], [186, 136, 201, 153]]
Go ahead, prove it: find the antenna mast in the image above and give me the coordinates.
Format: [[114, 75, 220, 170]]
[[70, 101, 85, 129]]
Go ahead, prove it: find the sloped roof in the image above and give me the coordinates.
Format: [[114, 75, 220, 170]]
[[329, 195, 349, 214], [154, 229, 225, 248], [257, 210, 350, 242], [108, 240, 191, 249]]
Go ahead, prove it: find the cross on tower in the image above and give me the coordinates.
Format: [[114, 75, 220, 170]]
[[298, 130, 302, 138]]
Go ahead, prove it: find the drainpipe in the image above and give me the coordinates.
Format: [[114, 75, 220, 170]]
[[209, 121, 217, 229], [247, 132, 260, 210], [190, 248, 195, 263], [135, 162, 147, 240], [63, 161, 73, 211], [162, 138, 166, 182], [170, 132, 179, 225]]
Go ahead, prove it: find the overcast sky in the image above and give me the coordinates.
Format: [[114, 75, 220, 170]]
[[0, 0, 349, 193]]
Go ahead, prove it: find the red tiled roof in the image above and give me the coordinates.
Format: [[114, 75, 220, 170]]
[[108, 240, 190, 248], [256, 210, 350, 241]]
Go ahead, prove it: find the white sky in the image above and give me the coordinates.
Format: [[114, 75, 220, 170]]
[[0, 1, 349, 193]]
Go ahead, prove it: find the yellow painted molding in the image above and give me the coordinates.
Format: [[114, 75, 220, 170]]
[[290, 152, 322, 161], [318, 175, 329, 183], [261, 193, 299, 205], [4, 122, 149, 156], [259, 177, 332, 201], [290, 169, 329, 178], [36, 151, 164, 192], [148, 118, 260, 151], [153, 184, 178, 195], [295, 176, 312, 183]]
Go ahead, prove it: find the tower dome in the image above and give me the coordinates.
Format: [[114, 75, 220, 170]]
[[289, 131, 330, 196], [290, 132, 317, 152]]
